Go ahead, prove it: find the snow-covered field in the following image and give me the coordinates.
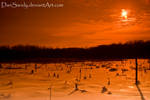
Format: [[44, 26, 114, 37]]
[[0, 59, 150, 100]]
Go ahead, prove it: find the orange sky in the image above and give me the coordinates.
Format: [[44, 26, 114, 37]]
[[0, 0, 150, 48]]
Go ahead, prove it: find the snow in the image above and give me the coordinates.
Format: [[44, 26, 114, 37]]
[[0, 59, 150, 100]]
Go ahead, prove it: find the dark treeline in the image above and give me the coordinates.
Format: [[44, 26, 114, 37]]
[[0, 40, 150, 62]]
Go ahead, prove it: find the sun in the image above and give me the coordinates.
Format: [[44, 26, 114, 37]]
[[121, 9, 128, 19]]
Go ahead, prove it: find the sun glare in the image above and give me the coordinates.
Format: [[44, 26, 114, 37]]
[[121, 9, 128, 19]]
